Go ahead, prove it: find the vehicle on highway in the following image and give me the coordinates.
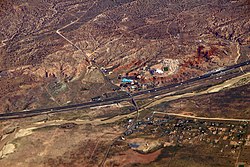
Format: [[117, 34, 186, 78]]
[[215, 76, 222, 79], [124, 129, 133, 136], [0, 60, 249, 120], [91, 96, 102, 101]]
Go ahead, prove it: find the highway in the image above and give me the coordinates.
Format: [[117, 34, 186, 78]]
[[132, 60, 250, 96], [0, 60, 249, 120]]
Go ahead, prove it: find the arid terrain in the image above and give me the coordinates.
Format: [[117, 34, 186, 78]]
[[0, 0, 250, 167], [0, 0, 249, 113]]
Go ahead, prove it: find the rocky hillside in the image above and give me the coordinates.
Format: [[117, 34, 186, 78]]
[[0, 0, 249, 113]]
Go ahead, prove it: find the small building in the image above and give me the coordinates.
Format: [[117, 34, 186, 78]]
[[100, 67, 107, 73], [129, 143, 140, 149], [163, 66, 169, 71], [121, 78, 133, 83], [131, 85, 137, 90], [155, 69, 164, 74], [149, 69, 155, 75]]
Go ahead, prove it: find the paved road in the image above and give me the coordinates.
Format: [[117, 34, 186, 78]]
[[153, 112, 250, 122], [132, 60, 250, 96], [0, 60, 249, 120]]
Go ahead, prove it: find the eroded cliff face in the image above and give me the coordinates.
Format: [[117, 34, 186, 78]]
[[32, 49, 88, 80], [0, 0, 249, 113]]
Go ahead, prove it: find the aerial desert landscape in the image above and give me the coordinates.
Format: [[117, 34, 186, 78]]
[[0, 0, 250, 166]]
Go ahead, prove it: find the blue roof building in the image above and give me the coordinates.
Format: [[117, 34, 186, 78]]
[[121, 78, 133, 83]]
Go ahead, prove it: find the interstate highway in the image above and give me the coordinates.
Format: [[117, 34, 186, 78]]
[[0, 60, 249, 120]]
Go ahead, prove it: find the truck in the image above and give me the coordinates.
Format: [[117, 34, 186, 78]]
[[91, 96, 102, 102]]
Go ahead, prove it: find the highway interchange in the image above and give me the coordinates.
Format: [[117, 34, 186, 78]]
[[0, 60, 249, 120]]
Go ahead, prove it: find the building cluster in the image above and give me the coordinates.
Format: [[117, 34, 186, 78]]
[[117, 59, 180, 92], [0, 70, 10, 78], [124, 114, 249, 153]]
